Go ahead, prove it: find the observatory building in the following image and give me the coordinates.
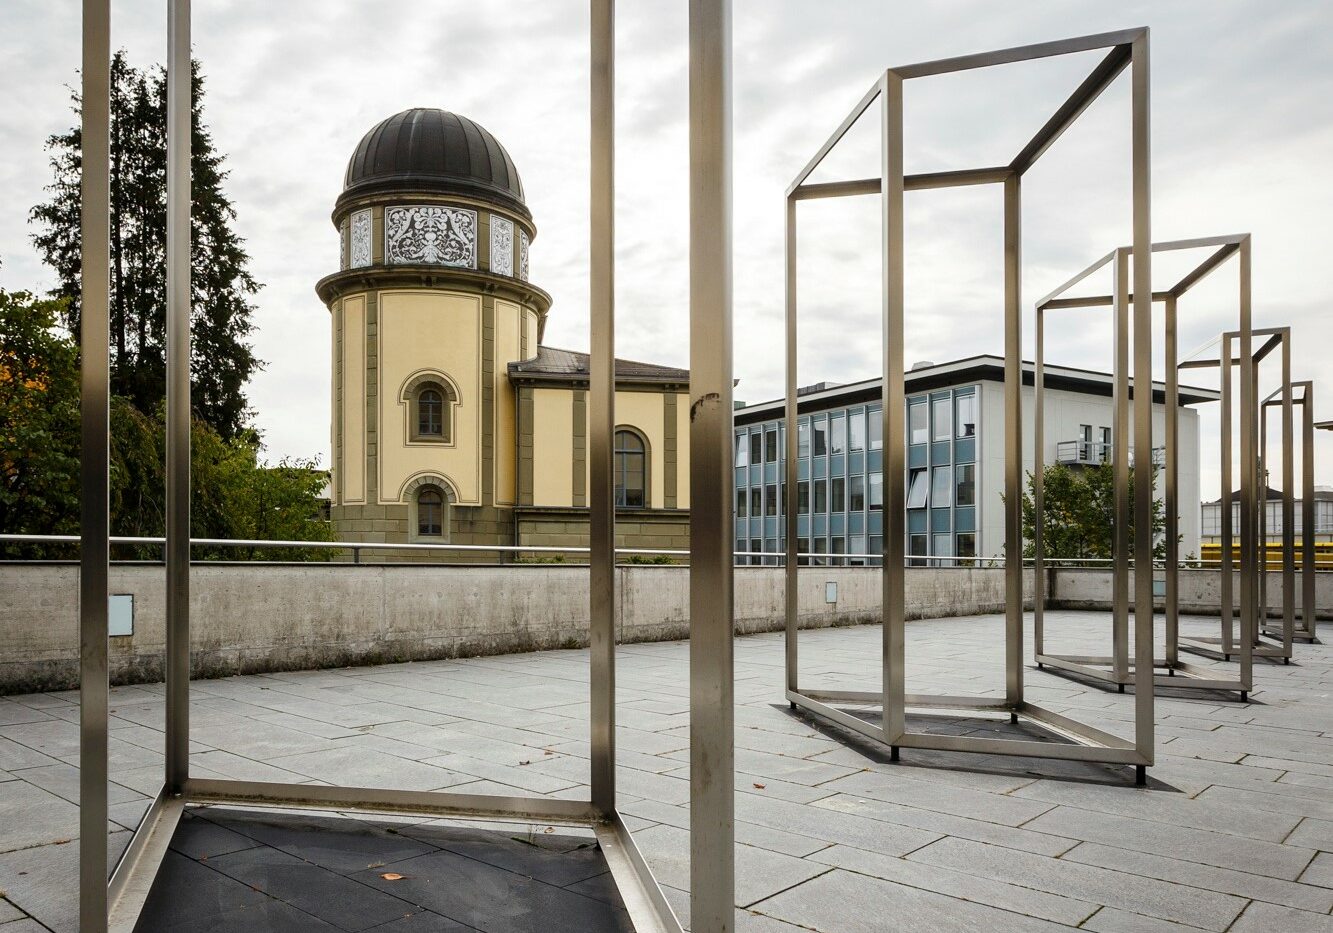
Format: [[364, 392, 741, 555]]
[[318, 108, 692, 557]]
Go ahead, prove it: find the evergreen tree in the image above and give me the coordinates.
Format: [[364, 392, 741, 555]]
[[1019, 462, 1171, 563], [31, 51, 261, 439]]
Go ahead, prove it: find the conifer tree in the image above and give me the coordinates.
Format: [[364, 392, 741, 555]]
[[31, 51, 261, 438]]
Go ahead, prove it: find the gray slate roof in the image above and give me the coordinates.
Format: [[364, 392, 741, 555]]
[[508, 346, 688, 386]]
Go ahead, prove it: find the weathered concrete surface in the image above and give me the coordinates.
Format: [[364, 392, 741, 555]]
[[0, 564, 1031, 693], [1051, 568, 1332, 620]]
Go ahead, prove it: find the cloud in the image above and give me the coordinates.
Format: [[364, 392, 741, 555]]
[[1, 0, 1330, 496]]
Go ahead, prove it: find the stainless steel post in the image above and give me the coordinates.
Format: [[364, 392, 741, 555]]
[[1032, 307, 1045, 656], [588, 0, 616, 819], [1279, 335, 1295, 654], [1238, 240, 1257, 686], [1220, 335, 1234, 652], [165, 0, 192, 797], [688, 0, 735, 927], [80, 0, 111, 928], [882, 70, 907, 748], [1300, 385, 1316, 639], [1164, 295, 1179, 666], [1003, 172, 1023, 708], [784, 196, 799, 694], [1129, 30, 1154, 770], [1112, 250, 1130, 684]]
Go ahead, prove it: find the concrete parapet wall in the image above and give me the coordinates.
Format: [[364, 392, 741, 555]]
[[1049, 567, 1332, 620], [0, 564, 1030, 693]]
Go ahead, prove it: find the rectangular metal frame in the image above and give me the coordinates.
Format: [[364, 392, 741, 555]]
[[1032, 235, 1254, 698], [1179, 327, 1294, 665], [783, 28, 1154, 782], [78, 2, 723, 930], [1259, 374, 1309, 644]]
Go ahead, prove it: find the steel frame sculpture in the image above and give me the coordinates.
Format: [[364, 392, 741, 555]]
[[1032, 236, 1253, 699], [1180, 327, 1295, 666], [1286, 382, 1321, 643], [1258, 367, 1301, 653], [783, 28, 1155, 783], [77, 1, 734, 930]]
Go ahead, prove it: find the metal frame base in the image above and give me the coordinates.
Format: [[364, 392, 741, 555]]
[[1034, 653, 1250, 699], [1180, 635, 1292, 663], [787, 688, 1150, 782], [107, 782, 679, 933]]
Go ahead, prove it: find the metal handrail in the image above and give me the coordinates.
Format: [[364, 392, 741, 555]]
[[0, 533, 1244, 570]]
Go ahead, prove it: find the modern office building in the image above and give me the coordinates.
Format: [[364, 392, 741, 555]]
[[733, 357, 1216, 565]]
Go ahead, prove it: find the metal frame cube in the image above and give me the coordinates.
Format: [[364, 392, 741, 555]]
[[1032, 235, 1254, 699], [76, 1, 735, 930], [783, 28, 1155, 783]]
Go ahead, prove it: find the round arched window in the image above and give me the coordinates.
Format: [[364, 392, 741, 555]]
[[614, 430, 647, 508]]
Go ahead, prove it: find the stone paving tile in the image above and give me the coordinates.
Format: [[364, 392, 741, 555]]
[[805, 842, 1100, 926], [1302, 851, 1333, 889], [0, 920, 49, 932], [4, 612, 1333, 933], [751, 866, 1075, 932], [1227, 900, 1333, 932], [1020, 805, 1316, 880], [0, 900, 24, 924], [909, 835, 1249, 930], [1062, 841, 1333, 913]]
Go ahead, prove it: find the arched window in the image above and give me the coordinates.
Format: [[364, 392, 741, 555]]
[[417, 485, 445, 537], [615, 429, 647, 508], [406, 377, 456, 443], [418, 389, 443, 437]]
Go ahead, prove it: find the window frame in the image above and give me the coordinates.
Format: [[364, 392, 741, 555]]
[[614, 427, 649, 509]]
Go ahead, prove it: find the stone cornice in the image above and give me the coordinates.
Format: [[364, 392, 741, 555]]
[[316, 265, 552, 315]]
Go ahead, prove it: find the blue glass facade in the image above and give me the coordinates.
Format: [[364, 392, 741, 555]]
[[734, 384, 979, 566]]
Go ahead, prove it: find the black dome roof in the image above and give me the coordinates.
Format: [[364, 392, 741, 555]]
[[339, 109, 527, 219]]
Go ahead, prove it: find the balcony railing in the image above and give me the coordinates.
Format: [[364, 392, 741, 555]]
[[1054, 442, 1165, 468]]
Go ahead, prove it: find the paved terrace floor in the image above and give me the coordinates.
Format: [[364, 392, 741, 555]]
[[0, 612, 1331, 932]]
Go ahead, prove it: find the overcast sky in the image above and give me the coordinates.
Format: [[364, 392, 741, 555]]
[[2, 1, 1331, 500]]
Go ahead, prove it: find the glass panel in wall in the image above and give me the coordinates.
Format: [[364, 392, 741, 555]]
[[797, 537, 810, 567], [750, 431, 763, 465], [869, 473, 883, 510], [906, 469, 929, 509], [765, 427, 778, 463], [931, 465, 953, 508], [831, 537, 846, 565], [798, 418, 811, 458], [736, 489, 747, 517], [765, 538, 777, 567], [933, 532, 952, 567], [813, 537, 828, 566], [830, 413, 846, 456], [765, 484, 777, 516], [909, 401, 928, 445], [850, 534, 867, 565], [932, 396, 951, 441], [813, 416, 827, 456], [831, 477, 845, 513], [908, 533, 928, 567], [955, 463, 975, 507], [798, 480, 810, 513], [869, 406, 883, 451], [849, 474, 865, 511], [814, 479, 827, 513], [750, 488, 761, 516], [1099, 426, 1111, 463], [735, 432, 749, 467], [869, 534, 883, 567], [750, 538, 762, 566], [956, 532, 976, 567], [848, 409, 865, 452], [955, 392, 976, 438]]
